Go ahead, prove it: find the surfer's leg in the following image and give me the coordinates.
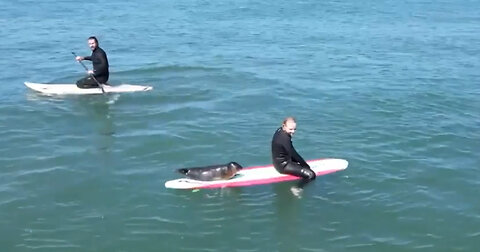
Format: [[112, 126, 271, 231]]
[[284, 162, 316, 189], [76, 76, 99, 88]]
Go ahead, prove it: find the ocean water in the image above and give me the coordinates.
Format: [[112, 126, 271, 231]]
[[1, 0, 479, 251]]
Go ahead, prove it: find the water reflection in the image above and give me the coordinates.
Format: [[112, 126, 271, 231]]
[[25, 90, 118, 155], [73, 95, 117, 155], [272, 183, 302, 252]]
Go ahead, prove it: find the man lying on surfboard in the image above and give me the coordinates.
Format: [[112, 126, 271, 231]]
[[75, 36, 109, 88], [271, 117, 316, 196]]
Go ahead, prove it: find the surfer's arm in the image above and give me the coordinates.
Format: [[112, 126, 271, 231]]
[[282, 138, 306, 167], [289, 143, 309, 168], [292, 153, 309, 168]]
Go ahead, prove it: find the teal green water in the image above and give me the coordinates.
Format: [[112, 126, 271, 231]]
[[1, 0, 479, 251]]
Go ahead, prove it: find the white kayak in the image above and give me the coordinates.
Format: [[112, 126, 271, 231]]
[[24, 82, 153, 95]]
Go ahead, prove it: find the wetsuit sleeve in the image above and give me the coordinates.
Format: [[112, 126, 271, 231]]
[[93, 50, 108, 77], [289, 142, 310, 168], [83, 56, 92, 61]]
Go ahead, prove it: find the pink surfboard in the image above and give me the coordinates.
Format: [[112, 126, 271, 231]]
[[165, 158, 348, 189]]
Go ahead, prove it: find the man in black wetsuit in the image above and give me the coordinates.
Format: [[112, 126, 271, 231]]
[[271, 117, 316, 197], [75, 36, 109, 88]]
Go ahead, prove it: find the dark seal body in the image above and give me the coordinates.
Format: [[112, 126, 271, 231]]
[[177, 162, 243, 181]]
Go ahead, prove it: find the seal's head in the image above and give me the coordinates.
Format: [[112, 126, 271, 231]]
[[228, 162, 243, 172], [178, 168, 189, 175]]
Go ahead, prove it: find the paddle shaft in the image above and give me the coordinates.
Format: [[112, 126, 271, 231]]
[[71, 52, 105, 94]]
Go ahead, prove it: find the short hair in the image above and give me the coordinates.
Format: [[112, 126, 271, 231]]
[[282, 116, 296, 126], [88, 36, 98, 44]]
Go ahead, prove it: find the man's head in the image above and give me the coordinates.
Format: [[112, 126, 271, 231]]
[[281, 117, 297, 136], [87, 36, 99, 51]]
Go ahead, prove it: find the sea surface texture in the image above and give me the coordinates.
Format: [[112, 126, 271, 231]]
[[1, 0, 479, 251]]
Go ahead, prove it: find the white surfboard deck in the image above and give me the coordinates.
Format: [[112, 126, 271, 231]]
[[165, 158, 348, 189], [25, 82, 153, 95]]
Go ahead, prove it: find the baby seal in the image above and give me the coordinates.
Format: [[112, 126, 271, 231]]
[[177, 162, 243, 181]]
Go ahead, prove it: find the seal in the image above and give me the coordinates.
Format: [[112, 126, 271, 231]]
[[177, 162, 243, 181]]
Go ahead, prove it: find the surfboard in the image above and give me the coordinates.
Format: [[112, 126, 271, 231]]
[[165, 158, 348, 189], [24, 82, 153, 95]]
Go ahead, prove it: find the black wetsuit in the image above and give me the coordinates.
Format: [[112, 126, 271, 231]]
[[76, 47, 109, 88], [271, 127, 316, 188]]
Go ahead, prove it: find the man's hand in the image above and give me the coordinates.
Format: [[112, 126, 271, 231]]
[[87, 70, 94, 75], [75, 56, 84, 61]]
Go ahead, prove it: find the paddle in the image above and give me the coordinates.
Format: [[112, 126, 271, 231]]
[[71, 52, 105, 94]]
